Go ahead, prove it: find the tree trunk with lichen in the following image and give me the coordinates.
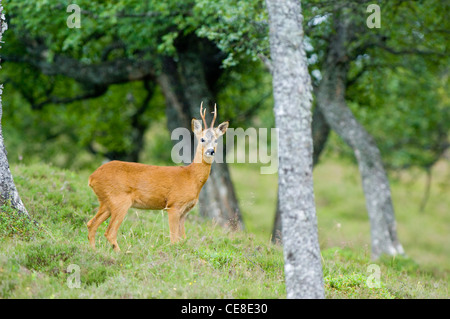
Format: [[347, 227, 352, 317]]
[[266, 0, 324, 299], [0, 4, 28, 215], [272, 105, 330, 243], [315, 9, 404, 260]]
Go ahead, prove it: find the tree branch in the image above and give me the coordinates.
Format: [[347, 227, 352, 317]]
[[374, 43, 447, 57], [31, 85, 108, 110], [352, 37, 447, 59], [2, 41, 156, 87], [257, 53, 273, 74]]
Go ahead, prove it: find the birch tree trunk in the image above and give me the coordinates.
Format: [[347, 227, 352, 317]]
[[0, 4, 28, 215], [272, 105, 330, 243], [316, 10, 404, 260], [266, 0, 324, 299]]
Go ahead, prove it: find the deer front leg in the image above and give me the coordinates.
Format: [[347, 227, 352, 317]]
[[167, 207, 183, 243], [177, 202, 196, 240], [179, 213, 188, 239]]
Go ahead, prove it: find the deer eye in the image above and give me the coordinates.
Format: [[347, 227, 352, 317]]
[[201, 138, 205, 143]]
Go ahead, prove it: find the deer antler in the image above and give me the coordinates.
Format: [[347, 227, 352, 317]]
[[200, 101, 208, 129], [210, 103, 217, 128]]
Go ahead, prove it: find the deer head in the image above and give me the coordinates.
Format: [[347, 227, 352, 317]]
[[191, 102, 228, 164]]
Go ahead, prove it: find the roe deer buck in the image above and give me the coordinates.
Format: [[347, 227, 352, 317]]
[[87, 102, 228, 251]]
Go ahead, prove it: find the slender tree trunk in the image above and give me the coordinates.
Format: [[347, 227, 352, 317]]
[[272, 105, 330, 243], [266, 0, 324, 299], [0, 5, 28, 215], [157, 37, 244, 230], [315, 10, 404, 259], [0, 91, 27, 215], [311, 105, 331, 165]]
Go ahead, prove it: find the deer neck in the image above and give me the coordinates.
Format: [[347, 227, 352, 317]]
[[188, 144, 212, 187]]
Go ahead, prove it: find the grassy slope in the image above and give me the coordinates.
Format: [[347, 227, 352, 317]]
[[0, 159, 448, 298]]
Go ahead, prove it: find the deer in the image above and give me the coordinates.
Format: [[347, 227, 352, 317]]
[[87, 102, 228, 252]]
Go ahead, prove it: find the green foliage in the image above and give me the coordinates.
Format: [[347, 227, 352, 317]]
[[303, 0, 449, 171], [217, 59, 274, 129], [3, 0, 447, 172], [5, 0, 189, 59], [2, 77, 167, 169], [1, 0, 276, 168], [347, 62, 449, 170], [195, 0, 269, 67]]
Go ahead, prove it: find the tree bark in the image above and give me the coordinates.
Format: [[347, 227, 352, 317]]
[[157, 37, 244, 230], [0, 90, 28, 215], [266, 0, 324, 299], [315, 10, 404, 259], [272, 105, 330, 243], [3, 48, 156, 87], [0, 4, 28, 215]]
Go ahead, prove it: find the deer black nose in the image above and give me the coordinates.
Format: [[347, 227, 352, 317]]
[[206, 149, 215, 156]]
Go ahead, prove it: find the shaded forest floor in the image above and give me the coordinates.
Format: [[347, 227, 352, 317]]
[[0, 159, 448, 298]]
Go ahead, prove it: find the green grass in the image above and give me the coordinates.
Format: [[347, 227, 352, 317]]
[[0, 160, 448, 298], [0, 204, 42, 241]]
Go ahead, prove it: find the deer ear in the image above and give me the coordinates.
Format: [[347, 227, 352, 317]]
[[215, 121, 229, 136], [192, 118, 203, 135]]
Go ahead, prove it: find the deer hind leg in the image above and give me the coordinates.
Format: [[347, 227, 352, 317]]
[[87, 203, 111, 250], [104, 199, 132, 252]]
